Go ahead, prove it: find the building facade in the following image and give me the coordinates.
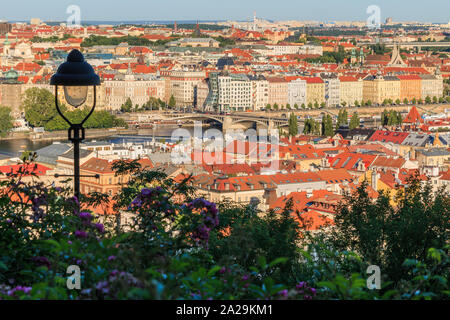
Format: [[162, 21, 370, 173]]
[[287, 78, 307, 107], [104, 75, 165, 110], [169, 70, 206, 107], [217, 74, 252, 112], [339, 76, 363, 107], [324, 78, 340, 108], [268, 77, 288, 107]]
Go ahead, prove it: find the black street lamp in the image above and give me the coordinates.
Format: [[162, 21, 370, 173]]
[[50, 49, 100, 199]]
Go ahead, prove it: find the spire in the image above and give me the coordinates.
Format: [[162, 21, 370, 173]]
[[433, 132, 443, 147], [388, 43, 406, 66], [435, 65, 441, 77], [193, 21, 201, 37]]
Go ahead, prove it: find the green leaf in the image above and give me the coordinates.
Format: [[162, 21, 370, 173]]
[[207, 266, 221, 277], [257, 256, 267, 270], [41, 239, 61, 251], [268, 257, 288, 268]]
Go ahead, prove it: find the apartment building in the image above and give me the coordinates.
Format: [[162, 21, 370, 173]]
[[217, 74, 252, 111], [287, 78, 307, 107], [194, 79, 209, 110], [324, 78, 340, 108], [169, 70, 206, 107], [103, 74, 165, 110], [268, 77, 289, 106], [304, 77, 325, 106], [339, 76, 363, 107], [298, 45, 323, 56], [249, 75, 269, 111], [80, 157, 153, 196], [363, 75, 401, 104], [397, 75, 422, 102], [419, 74, 444, 100]]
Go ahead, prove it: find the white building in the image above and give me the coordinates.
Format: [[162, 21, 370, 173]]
[[217, 74, 252, 111], [324, 78, 340, 108], [104, 72, 166, 110], [288, 79, 307, 107], [298, 45, 323, 56], [250, 75, 269, 110], [169, 70, 206, 107]]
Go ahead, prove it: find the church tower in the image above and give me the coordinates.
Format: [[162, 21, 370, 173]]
[[359, 48, 365, 64], [193, 21, 201, 37], [350, 48, 357, 64], [3, 33, 11, 56], [388, 43, 406, 67]]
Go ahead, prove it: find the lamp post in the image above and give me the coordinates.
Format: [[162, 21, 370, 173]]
[[50, 49, 100, 199]]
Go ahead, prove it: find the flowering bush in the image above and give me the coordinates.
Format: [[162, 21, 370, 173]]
[[0, 159, 448, 300]]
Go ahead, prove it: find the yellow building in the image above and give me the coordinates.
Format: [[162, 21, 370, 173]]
[[397, 75, 422, 102], [416, 148, 450, 168], [363, 75, 401, 104], [339, 76, 363, 106], [304, 77, 325, 106], [420, 74, 444, 100]]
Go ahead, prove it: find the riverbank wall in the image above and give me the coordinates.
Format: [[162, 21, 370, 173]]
[[0, 128, 139, 142]]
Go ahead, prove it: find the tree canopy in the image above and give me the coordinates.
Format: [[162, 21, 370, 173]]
[[349, 112, 360, 130], [288, 113, 299, 137], [0, 106, 14, 137]]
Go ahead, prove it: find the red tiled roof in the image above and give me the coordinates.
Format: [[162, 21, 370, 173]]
[[0, 163, 51, 176], [315, 168, 354, 184], [368, 130, 409, 144], [329, 152, 377, 170], [403, 106, 423, 124], [81, 158, 153, 174], [396, 74, 422, 80], [371, 156, 406, 169], [298, 210, 334, 231]]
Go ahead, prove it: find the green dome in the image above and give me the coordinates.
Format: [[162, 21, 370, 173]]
[[4, 69, 18, 80]]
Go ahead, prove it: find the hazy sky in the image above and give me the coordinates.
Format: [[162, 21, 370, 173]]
[[1, 0, 449, 23]]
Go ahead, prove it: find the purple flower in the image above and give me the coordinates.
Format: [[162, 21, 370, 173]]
[[32, 256, 51, 269], [296, 282, 306, 290], [74, 230, 88, 239], [108, 255, 116, 262], [94, 223, 105, 234], [72, 196, 79, 206], [278, 289, 288, 298], [78, 212, 93, 220], [7, 286, 32, 296], [141, 188, 152, 196], [110, 270, 119, 277], [219, 267, 226, 275], [242, 275, 249, 281]]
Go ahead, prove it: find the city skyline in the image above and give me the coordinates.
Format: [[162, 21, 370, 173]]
[[1, 0, 449, 24]]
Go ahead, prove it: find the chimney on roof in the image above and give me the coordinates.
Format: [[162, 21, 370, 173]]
[[371, 170, 378, 190], [394, 169, 399, 180], [263, 188, 277, 206]]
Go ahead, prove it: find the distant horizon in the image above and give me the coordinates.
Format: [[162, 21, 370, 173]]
[[5, 18, 450, 26], [0, 0, 449, 25]]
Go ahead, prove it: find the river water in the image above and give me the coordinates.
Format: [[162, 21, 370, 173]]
[[0, 126, 195, 157]]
